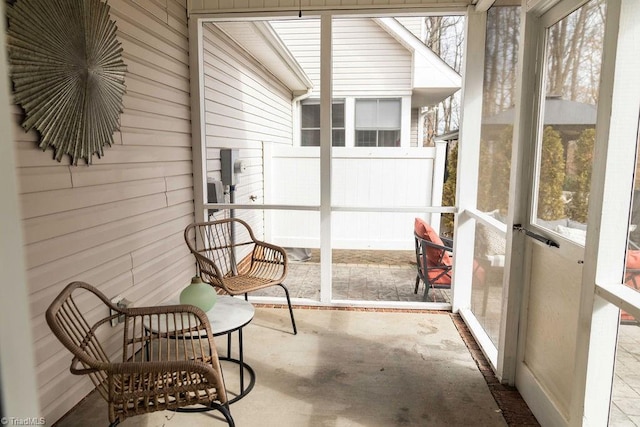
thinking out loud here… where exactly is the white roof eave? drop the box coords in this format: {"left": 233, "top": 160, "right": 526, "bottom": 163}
{"left": 214, "top": 21, "right": 313, "bottom": 93}
{"left": 373, "top": 17, "right": 462, "bottom": 96}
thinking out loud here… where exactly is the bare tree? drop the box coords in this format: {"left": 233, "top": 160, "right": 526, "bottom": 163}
{"left": 545, "top": 0, "right": 605, "bottom": 103}
{"left": 423, "top": 16, "right": 464, "bottom": 145}
{"left": 482, "top": 6, "right": 520, "bottom": 117}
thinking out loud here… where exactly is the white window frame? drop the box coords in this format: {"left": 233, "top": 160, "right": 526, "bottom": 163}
{"left": 300, "top": 98, "right": 346, "bottom": 147}
{"left": 354, "top": 97, "right": 402, "bottom": 147}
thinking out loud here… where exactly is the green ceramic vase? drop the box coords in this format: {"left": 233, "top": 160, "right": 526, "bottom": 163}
{"left": 180, "top": 276, "right": 217, "bottom": 312}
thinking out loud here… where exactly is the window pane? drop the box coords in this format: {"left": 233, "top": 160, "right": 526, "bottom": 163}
{"left": 624, "top": 120, "right": 640, "bottom": 298}
{"left": 355, "top": 130, "right": 376, "bottom": 147}
{"left": 477, "top": 6, "right": 520, "bottom": 221}
{"left": 379, "top": 130, "right": 400, "bottom": 147}
{"left": 332, "top": 130, "right": 345, "bottom": 147}
{"left": 470, "top": 5, "right": 520, "bottom": 350}
{"left": 377, "top": 99, "right": 401, "bottom": 128}
{"left": 332, "top": 102, "right": 345, "bottom": 127}
{"left": 302, "top": 103, "right": 320, "bottom": 128}
{"left": 355, "top": 99, "right": 377, "bottom": 128}
{"left": 533, "top": 0, "right": 605, "bottom": 240}
{"left": 301, "top": 130, "right": 320, "bottom": 146}
{"left": 472, "top": 219, "right": 507, "bottom": 347}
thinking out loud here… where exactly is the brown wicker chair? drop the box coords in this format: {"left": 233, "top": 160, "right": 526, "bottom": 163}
{"left": 46, "top": 281, "right": 234, "bottom": 427}
{"left": 184, "top": 218, "right": 297, "bottom": 335}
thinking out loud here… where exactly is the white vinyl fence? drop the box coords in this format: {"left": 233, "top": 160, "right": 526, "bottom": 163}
{"left": 264, "top": 142, "right": 447, "bottom": 250}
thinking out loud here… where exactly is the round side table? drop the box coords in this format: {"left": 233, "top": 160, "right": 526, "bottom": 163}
{"left": 144, "top": 295, "right": 256, "bottom": 406}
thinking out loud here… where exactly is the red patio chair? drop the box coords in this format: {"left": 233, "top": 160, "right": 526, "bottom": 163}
{"left": 414, "top": 218, "right": 454, "bottom": 301}
{"left": 622, "top": 250, "right": 640, "bottom": 323}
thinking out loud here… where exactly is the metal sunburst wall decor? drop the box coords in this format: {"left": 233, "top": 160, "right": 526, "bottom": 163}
{"left": 7, "top": 0, "right": 127, "bottom": 165}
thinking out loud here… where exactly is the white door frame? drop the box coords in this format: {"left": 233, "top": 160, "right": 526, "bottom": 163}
{"left": 510, "top": 0, "right": 640, "bottom": 425}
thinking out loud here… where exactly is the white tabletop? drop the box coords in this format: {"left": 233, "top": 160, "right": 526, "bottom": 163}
{"left": 145, "top": 296, "right": 255, "bottom": 337}
{"left": 206, "top": 296, "right": 255, "bottom": 335}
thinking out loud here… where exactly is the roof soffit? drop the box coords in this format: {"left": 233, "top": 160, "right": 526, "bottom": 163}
{"left": 213, "top": 21, "right": 313, "bottom": 94}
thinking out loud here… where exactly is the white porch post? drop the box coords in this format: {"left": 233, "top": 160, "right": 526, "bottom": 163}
{"left": 0, "top": 2, "right": 40, "bottom": 418}
{"left": 570, "top": 0, "right": 640, "bottom": 424}
{"left": 451, "top": 7, "right": 486, "bottom": 312}
{"left": 263, "top": 141, "right": 273, "bottom": 241}
{"left": 430, "top": 139, "right": 448, "bottom": 234}
{"left": 320, "top": 14, "right": 332, "bottom": 303}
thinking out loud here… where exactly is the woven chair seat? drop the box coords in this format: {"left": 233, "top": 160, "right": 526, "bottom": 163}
{"left": 222, "top": 275, "right": 274, "bottom": 293}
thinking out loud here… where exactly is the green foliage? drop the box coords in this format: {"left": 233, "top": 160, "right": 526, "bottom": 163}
{"left": 566, "top": 128, "right": 595, "bottom": 223}
{"left": 537, "top": 126, "right": 566, "bottom": 220}
{"left": 441, "top": 143, "right": 458, "bottom": 232}
{"left": 477, "top": 125, "right": 513, "bottom": 214}
{"left": 563, "top": 174, "right": 579, "bottom": 193}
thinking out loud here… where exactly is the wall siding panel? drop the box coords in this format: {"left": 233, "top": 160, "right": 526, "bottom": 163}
{"left": 18, "top": 167, "right": 73, "bottom": 194}
{"left": 7, "top": 1, "right": 196, "bottom": 423}
{"left": 22, "top": 194, "right": 167, "bottom": 244}
{"left": 20, "top": 178, "right": 167, "bottom": 219}
{"left": 270, "top": 18, "right": 412, "bottom": 98}
{"left": 25, "top": 202, "right": 193, "bottom": 269}
{"left": 29, "top": 257, "right": 134, "bottom": 322}
{"left": 201, "top": 24, "right": 293, "bottom": 236}
{"left": 123, "top": 73, "right": 190, "bottom": 105}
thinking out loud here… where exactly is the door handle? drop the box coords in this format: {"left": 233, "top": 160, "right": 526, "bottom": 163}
{"left": 513, "top": 224, "right": 560, "bottom": 248}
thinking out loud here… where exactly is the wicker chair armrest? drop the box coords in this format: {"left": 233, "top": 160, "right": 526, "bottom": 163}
{"left": 192, "top": 251, "right": 225, "bottom": 279}
{"left": 253, "top": 241, "right": 287, "bottom": 263}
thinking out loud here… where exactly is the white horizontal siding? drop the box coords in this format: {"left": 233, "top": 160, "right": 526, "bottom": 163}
{"left": 271, "top": 18, "right": 412, "bottom": 98}
{"left": 202, "top": 24, "right": 293, "bottom": 147}
{"left": 269, "top": 19, "right": 321, "bottom": 92}
{"left": 396, "top": 16, "right": 424, "bottom": 39}
{"left": 8, "top": 1, "right": 196, "bottom": 424}
{"left": 202, "top": 24, "right": 294, "bottom": 239}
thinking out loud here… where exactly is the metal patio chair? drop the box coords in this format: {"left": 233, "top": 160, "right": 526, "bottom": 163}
{"left": 184, "top": 218, "right": 297, "bottom": 335}
{"left": 46, "top": 281, "right": 234, "bottom": 427}
{"left": 414, "top": 217, "right": 454, "bottom": 301}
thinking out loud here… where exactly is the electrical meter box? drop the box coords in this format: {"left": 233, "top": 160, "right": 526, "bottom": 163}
{"left": 221, "top": 149, "right": 238, "bottom": 186}
{"left": 206, "top": 178, "right": 223, "bottom": 213}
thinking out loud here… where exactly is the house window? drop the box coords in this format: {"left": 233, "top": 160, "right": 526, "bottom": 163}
{"left": 355, "top": 98, "right": 401, "bottom": 147}
{"left": 301, "top": 100, "right": 345, "bottom": 146}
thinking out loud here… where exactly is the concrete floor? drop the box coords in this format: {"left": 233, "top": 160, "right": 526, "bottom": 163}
{"left": 57, "top": 307, "right": 508, "bottom": 427}
{"left": 611, "top": 323, "right": 640, "bottom": 426}
{"left": 54, "top": 249, "right": 640, "bottom": 426}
